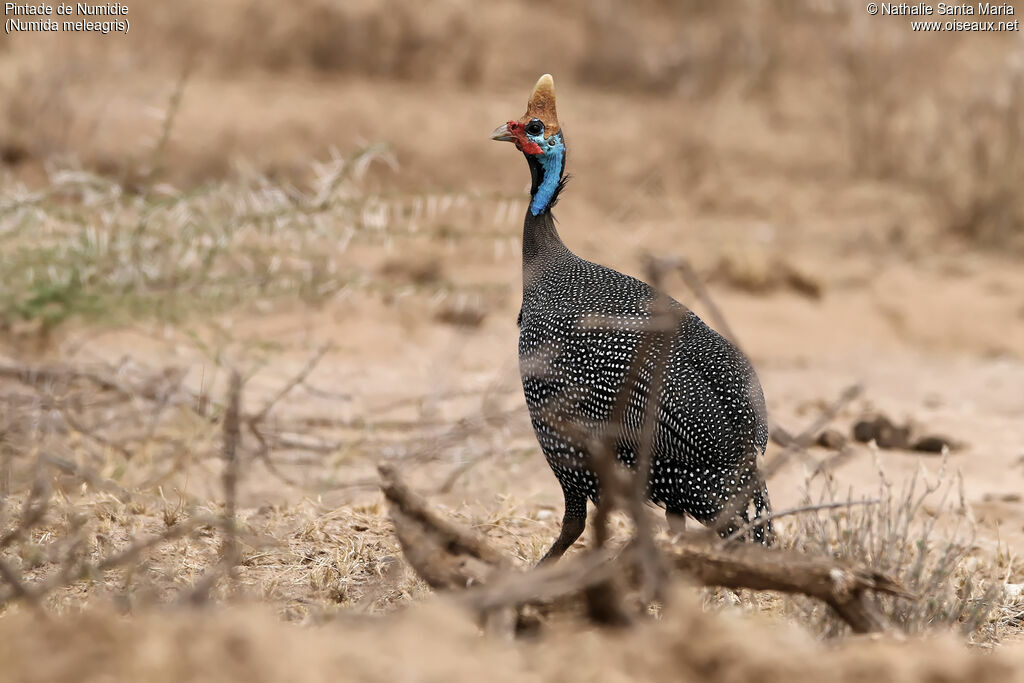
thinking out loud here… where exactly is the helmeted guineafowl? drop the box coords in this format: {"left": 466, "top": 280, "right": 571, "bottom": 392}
{"left": 491, "top": 74, "right": 774, "bottom": 563}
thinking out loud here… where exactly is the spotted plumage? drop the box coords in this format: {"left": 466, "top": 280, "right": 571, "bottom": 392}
{"left": 492, "top": 75, "right": 774, "bottom": 562}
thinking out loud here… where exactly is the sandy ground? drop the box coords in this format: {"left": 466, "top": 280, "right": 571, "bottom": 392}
{"left": 35, "top": 73, "right": 1023, "bottom": 560}
{"left": 56, "top": 247, "right": 1024, "bottom": 561}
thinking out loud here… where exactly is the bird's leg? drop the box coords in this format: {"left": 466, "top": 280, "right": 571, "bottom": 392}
{"left": 665, "top": 510, "right": 688, "bottom": 535}
{"left": 538, "top": 513, "right": 585, "bottom": 564}
{"left": 537, "top": 490, "right": 587, "bottom": 565}
{"left": 751, "top": 483, "right": 776, "bottom": 546}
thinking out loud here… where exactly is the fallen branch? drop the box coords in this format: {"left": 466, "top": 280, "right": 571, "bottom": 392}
{"left": 378, "top": 463, "right": 509, "bottom": 588}
{"left": 460, "top": 547, "right": 619, "bottom": 612}
{"left": 379, "top": 464, "right": 518, "bottom": 635}
{"left": 378, "top": 468, "right": 912, "bottom": 635}
{"left": 668, "top": 536, "right": 912, "bottom": 634}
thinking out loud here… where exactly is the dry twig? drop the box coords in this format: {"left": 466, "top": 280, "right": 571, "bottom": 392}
{"left": 378, "top": 466, "right": 911, "bottom": 634}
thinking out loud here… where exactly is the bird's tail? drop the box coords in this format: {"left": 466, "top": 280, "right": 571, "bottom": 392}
{"left": 712, "top": 475, "right": 775, "bottom": 546}
{"left": 749, "top": 480, "right": 775, "bottom": 545}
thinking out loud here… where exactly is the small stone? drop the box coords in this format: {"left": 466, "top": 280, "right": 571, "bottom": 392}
{"left": 852, "top": 419, "right": 878, "bottom": 444}
{"left": 912, "top": 435, "right": 959, "bottom": 454}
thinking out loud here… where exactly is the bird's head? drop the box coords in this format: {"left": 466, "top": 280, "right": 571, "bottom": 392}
{"left": 491, "top": 73, "right": 562, "bottom": 156}
{"left": 491, "top": 74, "right": 567, "bottom": 216}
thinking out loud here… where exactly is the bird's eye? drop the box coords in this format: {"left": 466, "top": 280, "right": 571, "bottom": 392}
{"left": 525, "top": 119, "right": 544, "bottom": 136}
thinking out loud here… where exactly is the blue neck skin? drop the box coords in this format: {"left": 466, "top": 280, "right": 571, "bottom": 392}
{"left": 528, "top": 134, "right": 565, "bottom": 216}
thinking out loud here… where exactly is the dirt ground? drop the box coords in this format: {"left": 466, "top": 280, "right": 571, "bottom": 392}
{"left": 1, "top": 2, "right": 1024, "bottom": 680}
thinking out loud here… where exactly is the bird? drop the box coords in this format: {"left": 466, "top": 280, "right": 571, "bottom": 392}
{"left": 490, "top": 74, "right": 775, "bottom": 563}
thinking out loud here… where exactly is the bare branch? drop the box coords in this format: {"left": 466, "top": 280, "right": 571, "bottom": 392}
{"left": 247, "top": 344, "right": 331, "bottom": 425}
{"left": 718, "top": 499, "right": 882, "bottom": 548}
{"left": 0, "top": 363, "right": 134, "bottom": 399}
{"left": 764, "top": 384, "right": 864, "bottom": 481}
{"left": 379, "top": 464, "right": 509, "bottom": 571}
{"left": 672, "top": 256, "right": 741, "bottom": 347}
{"left": 667, "top": 537, "right": 912, "bottom": 634}
{"left": 221, "top": 370, "right": 242, "bottom": 591}
{"left": 38, "top": 453, "right": 132, "bottom": 503}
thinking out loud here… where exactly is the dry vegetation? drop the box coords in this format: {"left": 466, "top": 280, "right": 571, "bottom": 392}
{"left": 0, "top": 149, "right": 516, "bottom": 333}
{"left": 2, "top": 1, "right": 1024, "bottom": 681}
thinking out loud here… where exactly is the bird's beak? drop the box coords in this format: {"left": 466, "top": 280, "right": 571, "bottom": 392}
{"left": 490, "top": 122, "right": 515, "bottom": 142}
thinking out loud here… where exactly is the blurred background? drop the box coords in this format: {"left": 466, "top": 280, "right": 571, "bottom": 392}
{"left": 0, "top": 0, "right": 1022, "bottom": 670}
{"left": 2, "top": 1, "right": 1022, "bottom": 347}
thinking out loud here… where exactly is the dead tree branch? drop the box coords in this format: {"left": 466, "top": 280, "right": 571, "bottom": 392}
{"left": 187, "top": 371, "right": 243, "bottom": 605}
{"left": 667, "top": 536, "right": 912, "bottom": 634}
{"left": 378, "top": 463, "right": 509, "bottom": 585}
{"left": 378, "top": 467, "right": 912, "bottom": 635}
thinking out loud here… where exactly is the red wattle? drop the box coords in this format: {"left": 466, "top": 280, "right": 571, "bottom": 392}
{"left": 507, "top": 120, "right": 543, "bottom": 155}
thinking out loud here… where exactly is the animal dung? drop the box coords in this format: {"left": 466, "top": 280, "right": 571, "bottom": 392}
{"left": 852, "top": 414, "right": 961, "bottom": 454}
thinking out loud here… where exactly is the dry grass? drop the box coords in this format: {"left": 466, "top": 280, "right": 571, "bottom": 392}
{"left": 926, "top": 75, "right": 1024, "bottom": 251}
{"left": 708, "top": 246, "right": 824, "bottom": 299}
{"left": 784, "top": 456, "right": 1013, "bottom": 643}
{"left": 0, "top": 152, "right": 520, "bottom": 334}
{"left": 0, "top": 351, "right": 425, "bottom": 619}
{"left": 692, "top": 456, "right": 1021, "bottom": 645}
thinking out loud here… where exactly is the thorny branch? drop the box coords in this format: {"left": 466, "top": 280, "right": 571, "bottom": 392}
{"left": 0, "top": 344, "right": 396, "bottom": 495}
{"left": 248, "top": 344, "right": 331, "bottom": 425}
